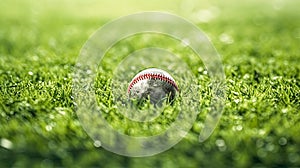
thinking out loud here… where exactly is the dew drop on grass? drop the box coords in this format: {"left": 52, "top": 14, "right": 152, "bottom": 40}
{"left": 94, "top": 140, "right": 101, "bottom": 148}
{"left": 281, "top": 108, "right": 288, "bottom": 114}
{"left": 266, "top": 143, "right": 275, "bottom": 152}
{"left": 278, "top": 137, "right": 287, "bottom": 146}
{"left": 243, "top": 74, "right": 250, "bottom": 79}
{"left": 55, "top": 107, "right": 67, "bottom": 115}
{"left": 45, "top": 125, "right": 52, "bottom": 131}
{"left": 49, "top": 114, "right": 55, "bottom": 119}
{"left": 215, "top": 139, "right": 225, "bottom": 147}
{"left": 197, "top": 67, "right": 204, "bottom": 73}
{"left": 0, "top": 138, "right": 13, "bottom": 149}
{"left": 234, "top": 99, "right": 240, "bottom": 104}
{"left": 219, "top": 33, "right": 234, "bottom": 44}
{"left": 28, "top": 71, "right": 33, "bottom": 76}
{"left": 272, "top": 76, "right": 282, "bottom": 80}
{"left": 257, "top": 148, "right": 267, "bottom": 158}
{"left": 289, "top": 153, "right": 300, "bottom": 163}
{"left": 215, "top": 139, "right": 227, "bottom": 151}
{"left": 86, "top": 69, "right": 92, "bottom": 75}
{"left": 258, "top": 129, "right": 266, "bottom": 135}
{"left": 193, "top": 6, "right": 220, "bottom": 23}
{"left": 236, "top": 125, "right": 243, "bottom": 131}
{"left": 228, "top": 79, "right": 235, "bottom": 84}
{"left": 232, "top": 91, "right": 239, "bottom": 96}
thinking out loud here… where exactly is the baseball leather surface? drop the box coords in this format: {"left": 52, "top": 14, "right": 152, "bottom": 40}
{"left": 128, "top": 68, "right": 179, "bottom": 105}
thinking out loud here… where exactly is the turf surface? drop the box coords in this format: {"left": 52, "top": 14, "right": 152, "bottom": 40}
{"left": 0, "top": 0, "right": 300, "bottom": 167}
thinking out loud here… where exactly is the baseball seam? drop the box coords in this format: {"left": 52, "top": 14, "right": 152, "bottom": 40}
{"left": 127, "top": 73, "right": 179, "bottom": 93}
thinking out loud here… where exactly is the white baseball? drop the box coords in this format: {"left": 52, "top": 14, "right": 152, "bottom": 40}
{"left": 127, "top": 68, "right": 179, "bottom": 105}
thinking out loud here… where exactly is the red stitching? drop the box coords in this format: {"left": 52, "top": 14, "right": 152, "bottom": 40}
{"left": 127, "top": 73, "right": 179, "bottom": 93}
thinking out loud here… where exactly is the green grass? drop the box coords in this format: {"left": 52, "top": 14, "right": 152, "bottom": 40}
{"left": 1, "top": 0, "right": 300, "bottom": 167}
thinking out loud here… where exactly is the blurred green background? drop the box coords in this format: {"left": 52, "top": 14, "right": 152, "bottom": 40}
{"left": 0, "top": 0, "right": 300, "bottom": 167}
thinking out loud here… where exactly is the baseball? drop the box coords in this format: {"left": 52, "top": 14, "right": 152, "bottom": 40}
{"left": 127, "top": 68, "right": 179, "bottom": 106}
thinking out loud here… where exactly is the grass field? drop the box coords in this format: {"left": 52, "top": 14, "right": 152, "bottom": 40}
{"left": 1, "top": 0, "right": 300, "bottom": 167}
